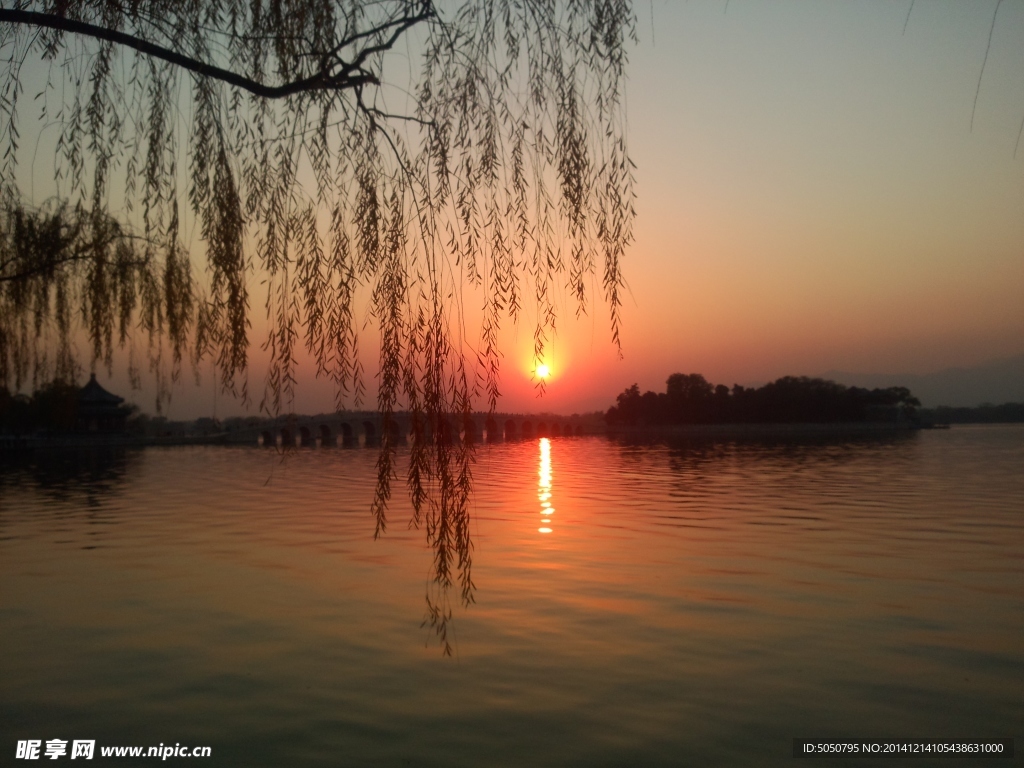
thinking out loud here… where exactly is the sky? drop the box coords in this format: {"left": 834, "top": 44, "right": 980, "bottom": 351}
{"left": 19, "top": 0, "right": 1024, "bottom": 418}
{"left": 484, "top": 0, "right": 1024, "bottom": 416}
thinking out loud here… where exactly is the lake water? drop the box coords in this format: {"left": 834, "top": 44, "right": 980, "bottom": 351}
{"left": 2, "top": 426, "right": 1022, "bottom": 766}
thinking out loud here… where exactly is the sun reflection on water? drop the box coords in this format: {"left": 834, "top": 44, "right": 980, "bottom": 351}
{"left": 538, "top": 437, "right": 553, "bottom": 534}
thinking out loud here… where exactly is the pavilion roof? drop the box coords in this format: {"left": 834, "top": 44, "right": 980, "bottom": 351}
{"left": 79, "top": 374, "right": 124, "bottom": 406}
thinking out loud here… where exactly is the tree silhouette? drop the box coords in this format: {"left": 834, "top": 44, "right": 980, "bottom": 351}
{"left": 0, "top": 0, "right": 637, "bottom": 653}
{"left": 606, "top": 374, "right": 922, "bottom": 427}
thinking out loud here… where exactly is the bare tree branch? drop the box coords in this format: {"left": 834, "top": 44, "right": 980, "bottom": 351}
{"left": 0, "top": 8, "right": 393, "bottom": 98}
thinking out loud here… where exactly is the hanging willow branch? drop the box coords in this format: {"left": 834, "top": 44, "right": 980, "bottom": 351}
{"left": 1, "top": 0, "right": 637, "bottom": 654}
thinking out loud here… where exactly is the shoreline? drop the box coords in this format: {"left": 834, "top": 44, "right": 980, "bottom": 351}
{"left": 1, "top": 420, "right": 936, "bottom": 450}
{"left": 0, "top": 434, "right": 228, "bottom": 450}
{"left": 605, "top": 421, "right": 923, "bottom": 439}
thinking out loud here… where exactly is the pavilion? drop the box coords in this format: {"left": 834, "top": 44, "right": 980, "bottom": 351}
{"left": 77, "top": 374, "right": 129, "bottom": 433}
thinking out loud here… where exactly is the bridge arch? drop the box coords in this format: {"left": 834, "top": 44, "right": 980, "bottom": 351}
{"left": 485, "top": 417, "right": 499, "bottom": 442}
{"left": 521, "top": 420, "right": 534, "bottom": 439}
{"left": 339, "top": 422, "right": 354, "bottom": 446}
{"left": 504, "top": 420, "right": 517, "bottom": 440}
{"left": 436, "top": 417, "right": 454, "bottom": 445}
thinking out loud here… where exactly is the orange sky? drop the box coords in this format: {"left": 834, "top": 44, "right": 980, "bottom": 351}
{"left": 480, "top": 1, "right": 1024, "bottom": 415}
{"left": 18, "top": 1, "right": 1024, "bottom": 419}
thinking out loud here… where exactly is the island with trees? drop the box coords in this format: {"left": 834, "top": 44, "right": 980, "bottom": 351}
{"left": 605, "top": 373, "right": 924, "bottom": 436}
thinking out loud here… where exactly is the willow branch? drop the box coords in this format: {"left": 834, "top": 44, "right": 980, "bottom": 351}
{"left": 0, "top": 250, "right": 147, "bottom": 282}
{"left": 327, "top": 4, "right": 436, "bottom": 61}
{"left": 0, "top": 8, "right": 385, "bottom": 98}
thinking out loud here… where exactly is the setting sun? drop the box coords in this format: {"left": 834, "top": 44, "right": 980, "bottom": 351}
{"left": 536, "top": 364, "right": 550, "bottom": 379}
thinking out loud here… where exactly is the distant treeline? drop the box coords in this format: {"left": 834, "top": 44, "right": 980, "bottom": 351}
{"left": 919, "top": 403, "right": 1024, "bottom": 424}
{"left": 605, "top": 374, "right": 920, "bottom": 426}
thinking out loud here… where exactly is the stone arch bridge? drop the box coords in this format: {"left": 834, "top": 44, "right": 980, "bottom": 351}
{"left": 226, "top": 411, "right": 598, "bottom": 448}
